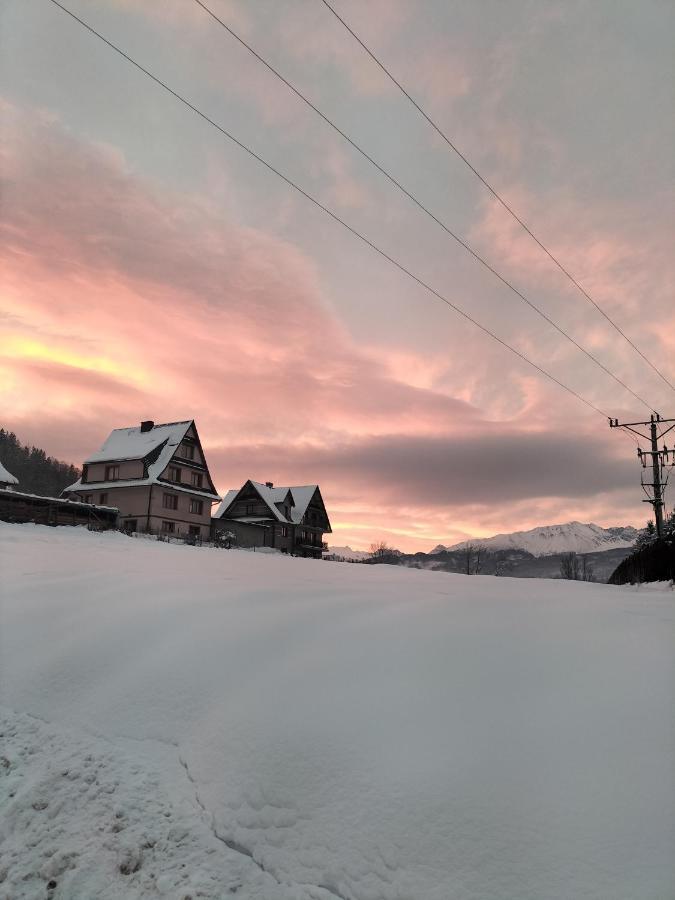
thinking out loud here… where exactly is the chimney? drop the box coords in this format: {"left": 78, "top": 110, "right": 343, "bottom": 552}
{"left": 140, "top": 420, "right": 154, "bottom": 433}
{"left": 265, "top": 481, "right": 274, "bottom": 489}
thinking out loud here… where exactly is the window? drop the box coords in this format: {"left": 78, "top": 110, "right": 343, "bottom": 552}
{"left": 105, "top": 465, "right": 119, "bottom": 481}
{"left": 163, "top": 493, "right": 178, "bottom": 510}
{"left": 161, "top": 520, "right": 176, "bottom": 533}
{"left": 280, "top": 526, "right": 288, "bottom": 538}
{"left": 191, "top": 472, "right": 203, "bottom": 488}
{"left": 189, "top": 499, "right": 204, "bottom": 515}
{"left": 188, "top": 525, "right": 200, "bottom": 536}
{"left": 83, "top": 494, "right": 93, "bottom": 504}
{"left": 245, "top": 503, "right": 254, "bottom": 515}
{"left": 99, "top": 493, "right": 108, "bottom": 505}
{"left": 181, "top": 443, "right": 195, "bottom": 460}
{"left": 169, "top": 467, "right": 181, "bottom": 483}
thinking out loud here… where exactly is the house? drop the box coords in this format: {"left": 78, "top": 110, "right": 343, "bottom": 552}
{"left": 63, "top": 420, "right": 220, "bottom": 538}
{"left": 0, "top": 460, "right": 19, "bottom": 491}
{"left": 212, "top": 480, "right": 331, "bottom": 557}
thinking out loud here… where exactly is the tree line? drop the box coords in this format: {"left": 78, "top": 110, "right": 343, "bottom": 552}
{"left": 0, "top": 429, "right": 80, "bottom": 498}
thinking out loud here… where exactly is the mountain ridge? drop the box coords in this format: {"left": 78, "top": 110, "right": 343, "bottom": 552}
{"left": 433, "top": 521, "right": 638, "bottom": 558}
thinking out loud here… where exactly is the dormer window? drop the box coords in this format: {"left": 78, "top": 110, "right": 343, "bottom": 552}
{"left": 105, "top": 465, "right": 119, "bottom": 481}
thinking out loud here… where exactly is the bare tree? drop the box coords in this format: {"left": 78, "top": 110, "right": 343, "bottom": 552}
{"left": 462, "top": 543, "right": 483, "bottom": 575}
{"left": 560, "top": 552, "right": 580, "bottom": 580}
{"left": 369, "top": 541, "right": 392, "bottom": 559}
{"left": 474, "top": 546, "right": 484, "bottom": 574}
{"left": 580, "top": 554, "right": 595, "bottom": 582}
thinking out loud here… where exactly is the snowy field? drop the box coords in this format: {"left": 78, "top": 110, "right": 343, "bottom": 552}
{"left": 1, "top": 524, "right": 673, "bottom": 900}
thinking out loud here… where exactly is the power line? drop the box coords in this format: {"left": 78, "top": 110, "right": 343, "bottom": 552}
{"left": 47, "top": 0, "right": 625, "bottom": 424}
{"left": 319, "top": 0, "right": 675, "bottom": 398}
{"left": 192, "top": 0, "right": 653, "bottom": 413}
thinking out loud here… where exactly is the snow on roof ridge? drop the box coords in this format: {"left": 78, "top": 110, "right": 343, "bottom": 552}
{"left": 84, "top": 421, "right": 192, "bottom": 464}
{"left": 215, "top": 482, "right": 322, "bottom": 525}
{"left": 107, "top": 419, "right": 192, "bottom": 432}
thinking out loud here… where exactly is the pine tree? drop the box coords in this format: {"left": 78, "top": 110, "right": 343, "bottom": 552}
{"left": 0, "top": 428, "right": 80, "bottom": 497}
{"left": 634, "top": 519, "right": 657, "bottom": 549}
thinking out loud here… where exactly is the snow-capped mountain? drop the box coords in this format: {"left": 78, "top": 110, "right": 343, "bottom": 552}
{"left": 434, "top": 522, "right": 638, "bottom": 558}
{"left": 327, "top": 545, "right": 371, "bottom": 560}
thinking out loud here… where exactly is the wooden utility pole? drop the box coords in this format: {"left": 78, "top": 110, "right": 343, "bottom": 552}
{"left": 649, "top": 417, "right": 665, "bottom": 536}
{"left": 609, "top": 413, "right": 675, "bottom": 537}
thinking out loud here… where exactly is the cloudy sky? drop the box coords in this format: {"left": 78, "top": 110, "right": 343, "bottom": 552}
{"left": 1, "top": 0, "right": 674, "bottom": 550}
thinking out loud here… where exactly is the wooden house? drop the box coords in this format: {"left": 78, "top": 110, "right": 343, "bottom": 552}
{"left": 63, "top": 420, "right": 220, "bottom": 538}
{"left": 213, "top": 480, "right": 331, "bottom": 557}
{"left": 0, "top": 490, "right": 118, "bottom": 529}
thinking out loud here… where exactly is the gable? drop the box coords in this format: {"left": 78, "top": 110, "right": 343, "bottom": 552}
{"left": 158, "top": 423, "right": 219, "bottom": 497}
{"left": 294, "top": 487, "right": 332, "bottom": 532}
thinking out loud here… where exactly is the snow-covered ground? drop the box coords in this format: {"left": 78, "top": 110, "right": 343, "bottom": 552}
{"left": 1, "top": 524, "right": 673, "bottom": 900}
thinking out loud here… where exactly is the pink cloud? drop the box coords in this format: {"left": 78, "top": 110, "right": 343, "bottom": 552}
{"left": 1, "top": 101, "right": 653, "bottom": 549}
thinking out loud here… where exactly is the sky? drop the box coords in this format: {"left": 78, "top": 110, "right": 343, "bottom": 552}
{"left": 1, "top": 0, "right": 674, "bottom": 551}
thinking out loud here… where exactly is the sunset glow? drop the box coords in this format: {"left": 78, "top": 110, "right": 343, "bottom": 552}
{"left": 2, "top": 0, "right": 674, "bottom": 550}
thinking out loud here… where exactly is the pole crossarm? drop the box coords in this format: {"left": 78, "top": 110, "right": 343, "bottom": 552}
{"left": 609, "top": 413, "right": 675, "bottom": 537}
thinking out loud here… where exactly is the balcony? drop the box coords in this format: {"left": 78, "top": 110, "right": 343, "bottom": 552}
{"left": 293, "top": 539, "right": 327, "bottom": 554}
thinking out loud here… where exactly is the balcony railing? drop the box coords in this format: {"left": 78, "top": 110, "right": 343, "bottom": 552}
{"left": 294, "top": 539, "right": 327, "bottom": 553}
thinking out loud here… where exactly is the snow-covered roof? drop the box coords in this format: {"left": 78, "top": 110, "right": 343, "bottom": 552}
{"left": 64, "top": 420, "right": 220, "bottom": 500}
{"left": 249, "top": 481, "right": 293, "bottom": 523}
{"left": 284, "top": 486, "right": 318, "bottom": 524}
{"left": 214, "top": 489, "right": 240, "bottom": 519}
{"left": 215, "top": 481, "right": 325, "bottom": 526}
{"left": 0, "top": 488, "right": 117, "bottom": 510}
{"left": 0, "top": 460, "right": 19, "bottom": 485}
{"left": 84, "top": 421, "right": 192, "bottom": 464}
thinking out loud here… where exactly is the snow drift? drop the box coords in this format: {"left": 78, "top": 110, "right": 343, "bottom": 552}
{"left": 1, "top": 523, "right": 673, "bottom": 900}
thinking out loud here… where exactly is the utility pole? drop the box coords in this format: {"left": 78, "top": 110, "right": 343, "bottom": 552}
{"left": 609, "top": 413, "right": 675, "bottom": 537}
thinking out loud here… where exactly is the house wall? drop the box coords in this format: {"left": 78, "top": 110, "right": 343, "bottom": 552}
{"left": 149, "top": 486, "right": 214, "bottom": 538}
{"left": 84, "top": 459, "right": 144, "bottom": 483}
{"left": 213, "top": 519, "right": 274, "bottom": 548}
{"left": 292, "top": 524, "right": 326, "bottom": 558}
{"left": 227, "top": 497, "right": 275, "bottom": 519}
{"left": 71, "top": 484, "right": 213, "bottom": 538}
{"left": 157, "top": 462, "right": 209, "bottom": 491}
{"left": 72, "top": 485, "right": 150, "bottom": 526}
{"left": 212, "top": 517, "right": 294, "bottom": 552}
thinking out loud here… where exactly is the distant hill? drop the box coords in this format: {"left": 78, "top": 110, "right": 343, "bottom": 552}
{"left": 420, "top": 546, "right": 633, "bottom": 582}
{"left": 0, "top": 429, "right": 80, "bottom": 498}
{"left": 327, "top": 546, "right": 372, "bottom": 560}
{"left": 434, "top": 522, "right": 638, "bottom": 558}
